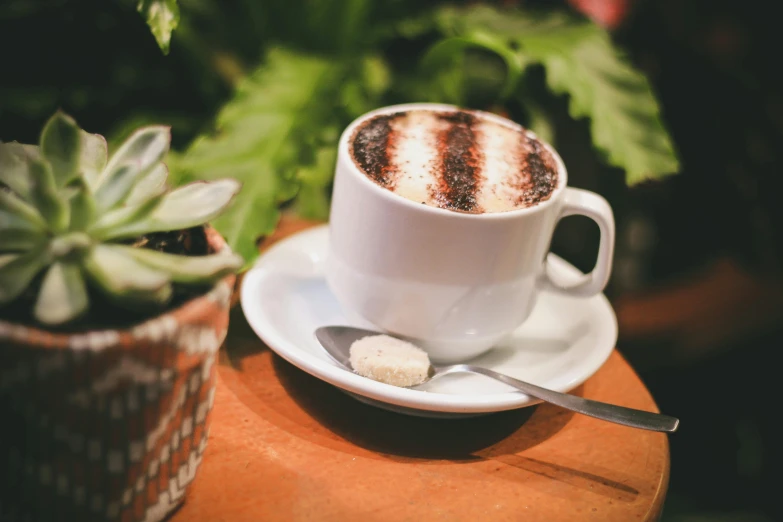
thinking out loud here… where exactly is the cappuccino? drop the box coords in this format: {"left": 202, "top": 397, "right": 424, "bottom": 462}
{"left": 349, "top": 109, "right": 559, "bottom": 213}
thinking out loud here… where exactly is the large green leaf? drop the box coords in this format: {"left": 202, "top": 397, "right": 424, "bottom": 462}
{"left": 137, "top": 0, "right": 180, "bottom": 55}
{"left": 434, "top": 6, "right": 680, "bottom": 185}
{"left": 173, "top": 48, "right": 360, "bottom": 266}
{"left": 523, "top": 96, "right": 556, "bottom": 145}
{"left": 293, "top": 145, "right": 337, "bottom": 221}
{"left": 519, "top": 23, "right": 679, "bottom": 184}
{"left": 337, "top": 56, "right": 391, "bottom": 119}
{"left": 421, "top": 33, "right": 525, "bottom": 102}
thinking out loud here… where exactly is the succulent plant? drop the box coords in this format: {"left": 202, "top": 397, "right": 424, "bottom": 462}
{"left": 0, "top": 112, "right": 243, "bottom": 326}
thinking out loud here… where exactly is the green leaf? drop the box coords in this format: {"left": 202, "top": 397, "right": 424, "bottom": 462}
{"left": 519, "top": 23, "right": 679, "bottom": 183}
{"left": 338, "top": 0, "right": 372, "bottom": 52}
{"left": 421, "top": 33, "right": 525, "bottom": 101}
{"left": 0, "top": 188, "right": 48, "bottom": 230}
{"left": 435, "top": 5, "right": 572, "bottom": 40}
{"left": 137, "top": 0, "right": 180, "bottom": 55}
{"left": 294, "top": 145, "right": 337, "bottom": 220}
{"left": 361, "top": 56, "right": 391, "bottom": 100}
{"left": 68, "top": 179, "right": 96, "bottom": 231}
{"left": 0, "top": 254, "right": 16, "bottom": 269}
{"left": 379, "top": 11, "right": 438, "bottom": 41}
{"left": 116, "top": 245, "right": 242, "bottom": 283}
{"left": 34, "top": 262, "right": 89, "bottom": 325}
{"left": 99, "top": 125, "right": 170, "bottom": 187}
{"left": 339, "top": 55, "right": 392, "bottom": 118}
{"left": 28, "top": 159, "right": 69, "bottom": 232}
{"left": 83, "top": 244, "right": 171, "bottom": 302}
{"left": 0, "top": 246, "right": 50, "bottom": 304}
{"left": 97, "top": 179, "right": 240, "bottom": 240}
{"left": 524, "top": 98, "right": 556, "bottom": 145}
{"left": 126, "top": 164, "right": 168, "bottom": 205}
{"left": 88, "top": 193, "right": 164, "bottom": 238}
{"left": 174, "top": 48, "right": 349, "bottom": 266}
{"left": 0, "top": 142, "right": 40, "bottom": 200}
{"left": 79, "top": 131, "right": 108, "bottom": 189}
{"left": 94, "top": 164, "right": 136, "bottom": 212}
{"left": 433, "top": 6, "right": 680, "bottom": 184}
{"left": 91, "top": 126, "right": 169, "bottom": 212}
{"left": 0, "top": 229, "right": 46, "bottom": 251}
{"left": 39, "top": 111, "right": 82, "bottom": 186}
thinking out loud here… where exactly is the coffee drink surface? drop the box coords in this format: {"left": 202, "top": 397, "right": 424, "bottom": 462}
{"left": 349, "top": 109, "right": 559, "bottom": 213}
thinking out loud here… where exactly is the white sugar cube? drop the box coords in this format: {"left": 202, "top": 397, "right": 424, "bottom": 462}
{"left": 349, "top": 335, "right": 431, "bottom": 387}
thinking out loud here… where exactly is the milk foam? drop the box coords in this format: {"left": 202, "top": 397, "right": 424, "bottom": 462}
{"left": 349, "top": 109, "right": 559, "bottom": 213}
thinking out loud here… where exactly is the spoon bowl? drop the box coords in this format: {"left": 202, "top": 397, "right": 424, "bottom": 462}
{"left": 315, "top": 326, "right": 679, "bottom": 433}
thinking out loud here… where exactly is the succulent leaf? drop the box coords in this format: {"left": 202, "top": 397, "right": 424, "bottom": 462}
{"left": 0, "top": 254, "right": 16, "bottom": 269}
{"left": 79, "top": 131, "right": 108, "bottom": 189}
{"left": 68, "top": 179, "right": 96, "bottom": 232}
{"left": 34, "top": 262, "right": 88, "bottom": 325}
{"left": 28, "top": 159, "right": 69, "bottom": 233}
{"left": 0, "top": 188, "right": 48, "bottom": 230}
{"left": 100, "top": 179, "right": 240, "bottom": 240}
{"left": 83, "top": 245, "right": 172, "bottom": 302}
{"left": 126, "top": 164, "right": 168, "bottom": 205}
{"left": 118, "top": 246, "right": 243, "bottom": 283}
{"left": 1, "top": 112, "right": 240, "bottom": 325}
{"left": 40, "top": 112, "right": 82, "bottom": 187}
{"left": 0, "top": 246, "right": 50, "bottom": 304}
{"left": 0, "top": 229, "right": 46, "bottom": 251}
{"left": 89, "top": 193, "right": 164, "bottom": 239}
{"left": 0, "top": 142, "right": 40, "bottom": 200}
{"left": 99, "top": 126, "right": 170, "bottom": 187}
{"left": 94, "top": 163, "right": 140, "bottom": 212}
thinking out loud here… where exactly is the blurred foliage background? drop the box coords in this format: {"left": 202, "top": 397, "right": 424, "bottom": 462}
{"left": 1, "top": 0, "right": 782, "bottom": 520}
{"left": 1, "top": 0, "right": 682, "bottom": 265}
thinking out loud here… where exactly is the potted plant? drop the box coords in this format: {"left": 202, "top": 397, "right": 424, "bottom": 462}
{"left": 0, "top": 112, "right": 243, "bottom": 522}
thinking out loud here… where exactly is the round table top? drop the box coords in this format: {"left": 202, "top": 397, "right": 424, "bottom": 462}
{"left": 171, "top": 219, "right": 670, "bottom": 522}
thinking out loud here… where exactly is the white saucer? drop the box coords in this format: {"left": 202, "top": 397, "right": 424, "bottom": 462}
{"left": 240, "top": 225, "right": 617, "bottom": 418}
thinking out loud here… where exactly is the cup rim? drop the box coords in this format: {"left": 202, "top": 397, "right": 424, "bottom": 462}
{"left": 337, "top": 102, "right": 569, "bottom": 220}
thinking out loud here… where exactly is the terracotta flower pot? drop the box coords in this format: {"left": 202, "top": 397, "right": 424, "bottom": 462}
{"left": 0, "top": 227, "right": 235, "bottom": 522}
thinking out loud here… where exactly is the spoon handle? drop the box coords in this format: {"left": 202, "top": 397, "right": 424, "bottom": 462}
{"left": 455, "top": 365, "right": 679, "bottom": 432}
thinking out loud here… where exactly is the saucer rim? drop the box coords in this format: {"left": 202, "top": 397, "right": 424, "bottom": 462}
{"left": 240, "top": 224, "right": 618, "bottom": 414}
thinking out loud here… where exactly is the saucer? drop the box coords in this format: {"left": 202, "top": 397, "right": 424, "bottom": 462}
{"left": 240, "top": 225, "right": 617, "bottom": 418}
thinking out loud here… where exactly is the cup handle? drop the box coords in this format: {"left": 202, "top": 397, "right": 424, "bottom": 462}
{"left": 541, "top": 187, "right": 615, "bottom": 297}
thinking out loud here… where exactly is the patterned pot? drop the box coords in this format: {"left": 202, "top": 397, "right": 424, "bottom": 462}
{"left": 0, "top": 227, "right": 235, "bottom": 522}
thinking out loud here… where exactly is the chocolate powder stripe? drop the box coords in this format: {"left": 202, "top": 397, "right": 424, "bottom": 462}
{"left": 433, "top": 111, "right": 484, "bottom": 213}
{"left": 517, "top": 135, "right": 558, "bottom": 207}
{"left": 350, "top": 113, "right": 404, "bottom": 187}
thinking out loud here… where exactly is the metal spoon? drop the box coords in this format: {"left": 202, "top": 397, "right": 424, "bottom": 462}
{"left": 315, "top": 326, "right": 679, "bottom": 433}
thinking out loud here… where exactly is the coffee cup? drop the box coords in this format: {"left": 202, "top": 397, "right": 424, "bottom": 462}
{"left": 326, "top": 103, "right": 614, "bottom": 363}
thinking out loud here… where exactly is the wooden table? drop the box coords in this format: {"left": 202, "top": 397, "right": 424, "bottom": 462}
{"left": 170, "top": 220, "right": 671, "bottom": 522}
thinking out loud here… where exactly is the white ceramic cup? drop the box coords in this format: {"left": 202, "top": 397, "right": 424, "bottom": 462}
{"left": 326, "top": 103, "right": 615, "bottom": 363}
